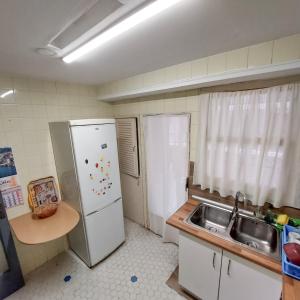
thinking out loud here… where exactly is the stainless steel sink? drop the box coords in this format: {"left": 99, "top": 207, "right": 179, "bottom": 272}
{"left": 188, "top": 203, "right": 231, "bottom": 234}
{"left": 229, "top": 214, "right": 280, "bottom": 260}
{"left": 186, "top": 197, "right": 281, "bottom": 261}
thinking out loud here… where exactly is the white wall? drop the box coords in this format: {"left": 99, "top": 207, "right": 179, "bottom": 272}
{"left": 0, "top": 75, "right": 113, "bottom": 275}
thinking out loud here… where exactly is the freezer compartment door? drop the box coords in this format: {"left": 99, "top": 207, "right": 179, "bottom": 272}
{"left": 85, "top": 198, "right": 125, "bottom": 266}
{"left": 71, "top": 123, "right": 122, "bottom": 215}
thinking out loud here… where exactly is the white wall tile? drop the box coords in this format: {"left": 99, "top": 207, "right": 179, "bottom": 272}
{"left": 145, "top": 100, "right": 164, "bottom": 114}
{"left": 143, "top": 70, "right": 164, "bottom": 88}
{"left": 186, "top": 95, "right": 200, "bottom": 112}
{"left": 13, "top": 77, "right": 29, "bottom": 91}
{"left": 248, "top": 41, "right": 273, "bottom": 67}
{"left": 191, "top": 58, "right": 208, "bottom": 77}
{"left": 208, "top": 53, "right": 227, "bottom": 74}
{"left": 272, "top": 34, "right": 300, "bottom": 63}
{"left": 0, "top": 75, "right": 13, "bottom": 89}
{"left": 164, "top": 65, "right": 177, "bottom": 83}
{"left": 226, "top": 47, "right": 248, "bottom": 70}
{"left": 176, "top": 62, "right": 191, "bottom": 80}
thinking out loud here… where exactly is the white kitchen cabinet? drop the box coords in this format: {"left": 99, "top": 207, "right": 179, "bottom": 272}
{"left": 218, "top": 251, "right": 282, "bottom": 300}
{"left": 179, "top": 232, "right": 282, "bottom": 300}
{"left": 179, "top": 231, "right": 222, "bottom": 300}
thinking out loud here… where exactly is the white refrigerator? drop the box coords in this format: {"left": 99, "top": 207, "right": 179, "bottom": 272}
{"left": 49, "top": 119, "right": 125, "bottom": 267}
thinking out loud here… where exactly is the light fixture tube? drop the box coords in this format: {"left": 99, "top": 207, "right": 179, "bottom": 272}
{"left": 0, "top": 90, "right": 14, "bottom": 98}
{"left": 63, "top": 0, "right": 182, "bottom": 63}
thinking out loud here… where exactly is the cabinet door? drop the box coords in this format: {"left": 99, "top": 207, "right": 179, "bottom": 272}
{"left": 219, "top": 251, "right": 282, "bottom": 300}
{"left": 179, "top": 232, "right": 222, "bottom": 300}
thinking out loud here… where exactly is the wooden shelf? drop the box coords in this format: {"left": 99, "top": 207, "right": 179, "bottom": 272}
{"left": 9, "top": 202, "right": 79, "bottom": 245}
{"left": 98, "top": 60, "right": 300, "bottom": 102}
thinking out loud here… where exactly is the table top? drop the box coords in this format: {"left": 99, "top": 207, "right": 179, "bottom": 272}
{"left": 9, "top": 201, "right": 79, "bottom": 245}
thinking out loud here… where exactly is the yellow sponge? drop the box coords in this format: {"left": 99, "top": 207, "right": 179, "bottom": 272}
{"left": 276, "top": 214, "right": 289, "bottom": 225}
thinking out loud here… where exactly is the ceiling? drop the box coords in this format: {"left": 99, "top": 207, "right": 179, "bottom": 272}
{"left": 0, "top": 0, "right": 300, "bottom": 85}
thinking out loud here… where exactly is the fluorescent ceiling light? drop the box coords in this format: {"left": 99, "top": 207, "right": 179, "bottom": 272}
{"left": 63, "top": 0, "right": 182, "bottom": 63}
{"left": 0, "top": 90, "right": 14, "bottom": 98}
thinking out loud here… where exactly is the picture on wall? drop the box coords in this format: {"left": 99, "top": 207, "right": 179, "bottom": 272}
{"left": 0, "top": 147, "right": 17, "bottom": 178}
{"left": 0, "top": 147, "right": 24, "bottom": 209}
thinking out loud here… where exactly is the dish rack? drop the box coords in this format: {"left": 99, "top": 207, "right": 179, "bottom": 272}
{"left": 282, "top": 225, "right": 300, "bottom": 280}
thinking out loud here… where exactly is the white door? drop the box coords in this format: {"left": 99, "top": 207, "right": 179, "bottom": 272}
{"left": 144, "top": 114, "right": 189, "bottom": 243}
{"left": 179, "top": 232, "right": 222, "bottom": 300}
{"left": 85, "top": 198, "right": 125, "bottom": 266}
{"left": 71, "top": 123, "right": 122, "bottom": 215}
{"left": 219, "top": 251, "right": 282, "bottom": 300}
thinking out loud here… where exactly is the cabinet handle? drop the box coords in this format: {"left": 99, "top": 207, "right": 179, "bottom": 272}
{"left": 212, "top": 252, "right": 216, "bottom": 269}
{"left": 227, "top": 259, "right": 231, "bottom": 276}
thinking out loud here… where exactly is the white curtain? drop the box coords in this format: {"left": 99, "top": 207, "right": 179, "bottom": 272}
{"left": 194, "top": 83, "right": 300, "bottom": 208}
{"left": 144, "top": 114, "right": 189, "bottom": 243}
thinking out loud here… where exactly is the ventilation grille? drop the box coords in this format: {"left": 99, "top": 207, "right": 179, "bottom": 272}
{"left": 51, "top": 0, "right": 123, "bottom": 49}
{"left": 47, "top": 0, "right": 149, "bottom": 56}
{"left": 116, "top": 118, "right": 139, "bottom": 177}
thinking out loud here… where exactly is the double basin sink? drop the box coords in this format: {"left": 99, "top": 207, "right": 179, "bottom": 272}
{"left": 186, "top": 199, "right": 281, "bottom": 260}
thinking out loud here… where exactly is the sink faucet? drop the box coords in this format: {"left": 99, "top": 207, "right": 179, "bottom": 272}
{"left": 231, "top": 191, "right": 246, "bottom": 220}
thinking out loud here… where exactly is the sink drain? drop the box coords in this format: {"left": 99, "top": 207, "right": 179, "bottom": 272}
{"left": 207, "top": 226, "right": 218, "bottom": 233}
{"left": 245, "top": 240, "right": 259, "bottom": 249}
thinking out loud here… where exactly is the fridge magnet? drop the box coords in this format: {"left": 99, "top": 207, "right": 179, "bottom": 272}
{"left": 0, "top": 147, "right": 24, "bottom": 208}
{"left": 28, "top": 176, "right": 60, "bottom": 218}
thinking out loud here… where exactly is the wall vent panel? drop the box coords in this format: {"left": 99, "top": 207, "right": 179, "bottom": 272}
{"left": 116, "top": 118, "right": 139, "bottom": 177}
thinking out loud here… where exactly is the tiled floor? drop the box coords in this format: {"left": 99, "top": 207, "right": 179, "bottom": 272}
{"left": 8, "top": 219, "right": 183, "bottom": 300}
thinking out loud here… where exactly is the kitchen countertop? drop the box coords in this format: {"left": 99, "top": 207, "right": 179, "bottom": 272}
{"left": 283, "top": 275, "right": 300, "bottom": 300}
{"left": 166, "top": 198, "right": 300, "bottom": 300}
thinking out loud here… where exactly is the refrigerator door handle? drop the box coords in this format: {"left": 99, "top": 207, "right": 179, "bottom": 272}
{"left": 86, "top": 198, "right": 121, "bottom": 216}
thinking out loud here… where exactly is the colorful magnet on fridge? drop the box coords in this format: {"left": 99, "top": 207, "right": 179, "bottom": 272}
{"left": 95, "top": 163, "right": 99, "bottom": 168}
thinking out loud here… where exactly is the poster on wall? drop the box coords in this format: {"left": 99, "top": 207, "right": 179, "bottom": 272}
{"left": 0, "top": 147, "right": 24, "bottom": 208}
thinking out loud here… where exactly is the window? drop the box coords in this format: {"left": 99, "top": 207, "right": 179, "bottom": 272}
{"left": 194, "top": 83, "right": 300, "bottom": 208}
